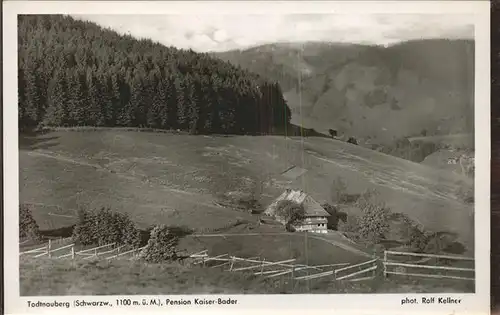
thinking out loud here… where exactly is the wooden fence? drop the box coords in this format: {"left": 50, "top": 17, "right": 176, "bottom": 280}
{"left": 19, "top": 236, "right": 73, "bottom": 248}
{"left": 189, "top": 249, "right": 476, "bottom": 284}
{"left": 383, "top": 250, "right": 475, "bottom": 281}
{"left": 20, "top": 241, "right": 146, "bottom": 261}
{"left": 334, "top": 258, "right": 378, "bottom": 281}
{"left": 188, "top": 251, "right": 377, "bottom": 282}
{"left": 20, "top": 240, "right": 476, "bottom": 285}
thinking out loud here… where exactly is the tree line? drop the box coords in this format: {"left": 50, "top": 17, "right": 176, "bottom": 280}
{"left": 18, "top": 15, "right": 291, "bottom": 134}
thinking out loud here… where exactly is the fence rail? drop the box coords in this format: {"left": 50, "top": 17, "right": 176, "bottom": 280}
{"left": 383, "top": 250, "right": 475, "bottom": 281}
{"left": 334, "top": 258, "right": 378, "bottom": 281}
{"left": 21, "top": 240, "right": 146, "bottom": 262}
{"left": 295, "top": 270, "right": 334, "bottom": 281}
{"left": 20, "top": 245, "right": 48, "bottom": 255}
{"left": 385, "top": 271, "right": 474, "bottom": 281}
{"left": 188, "top": 250, "right": 380, "bottom": 283}
{"left": 384, "top": 250, "right": 474, "bottom": 261}
{"left": 106, "top": 246, "right": 146, "bottom": 260}
{"left": 336, "top": 265, "right": 377, "bottom": 281}
{"left": 76, "top": 243, "right": 116, "bottom": 254}
{"left": 231, "top": 258, "right": 296, "bottom": 272}
{"left": 49, "top": 243, "right": 75, "bottom": 253}
{"left": 189, "top": 248, "right": 475, "bottom": 285}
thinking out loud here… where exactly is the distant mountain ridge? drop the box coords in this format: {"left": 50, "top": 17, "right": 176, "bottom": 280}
{"left": 215, "top": 39, "right": 475, "bottom": 144}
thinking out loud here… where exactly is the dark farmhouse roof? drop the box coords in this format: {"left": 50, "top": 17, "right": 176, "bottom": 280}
{"left": 265, "top": 189, "right": 330, "bottom": 218}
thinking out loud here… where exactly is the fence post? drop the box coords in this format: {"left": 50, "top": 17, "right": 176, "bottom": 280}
{"left": 291, "top": 265, "right": 295, "bottom": 293}
{"left": 260, "top": 258, "right": 265, "bottom": 275}
{"left": 47, "top": 239, "right": 52, "bottom": 258}
{"left": 71, "top": 245, "right": 75, "bottom": 260}
{"left": 229, "top": 257, "right": 235, "bottom": 271}
{"left": 383, "top": 251, "right": 387, "bottom": 278}
{"left": 94, "top": 248, "right": 98, "bottom": 257}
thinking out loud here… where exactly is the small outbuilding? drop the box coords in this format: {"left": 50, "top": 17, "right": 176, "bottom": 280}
{"left": 264, "top": 189, "right": 330, "bottom": 234}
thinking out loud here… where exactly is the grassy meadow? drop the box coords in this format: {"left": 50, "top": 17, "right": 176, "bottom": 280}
{"left": 20, "top": 257, "right": 474, "bottom": 295}
{"left": 19, "top": 129, "right": 474, "bottom": 254}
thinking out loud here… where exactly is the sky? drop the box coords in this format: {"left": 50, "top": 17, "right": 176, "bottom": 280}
{"left": 73, "top": 14, "right": 474, "bottom": 52}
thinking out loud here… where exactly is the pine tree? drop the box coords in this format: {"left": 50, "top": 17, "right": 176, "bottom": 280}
{"left": 23, "top": 66, "right": 42, "bottom": 128}
{"left": 187, "top": 81, "right": 201, "bottom": 134}
{"left": 67, "top": 71, "right": 88, "bottom": 125}
{"left": 101, "top": 75, "right": 115, "bottom": 126}
{"left": 165, "top": 75, "right": 178, "bottom": 129}
{"left": 18, "top": 68, "right": 27, "bottom": 129}
{"left": 109, "top": 74, "right": 123, "bottom": 124}
{"left": 148, "top": 79, "right": 166, "bottom": 128}
{"left": 44, "top": 70, "right": 68, "bottom": 126}
{"left": 86, "top": 71, "right": 104, "bottom": 126}
{"left": 175, "top": 77, "right": 187, "bottom": 129}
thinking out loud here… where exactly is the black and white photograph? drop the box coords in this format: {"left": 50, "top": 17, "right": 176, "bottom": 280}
{"left": 3, "top": 1, "right": 491, "bottom": 314}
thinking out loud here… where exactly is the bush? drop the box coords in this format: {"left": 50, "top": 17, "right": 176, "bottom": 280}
{"left": 423, "top": 232, "right": 456, "bottom": 255}
{"left": 347, "top": 137, "right": 358, "bottom": 145}
{"left": 354, "top": 189, "right": 391, "bottom": 244}
{"left": 139, "top": 225, "right": 179, "bottom": 263}
{"left": 19, "top": 204, "right": 42, "bottom": 242}
{"left": 321, "top": 203, "right": 347, "bottom": 230}
{"left": 337, "top": 214, "right": 360, "bottom": 237}
{"left": 274, "top": 199, "right": 305, "bottom": 229}
{"left": 392, "top": 213, "right": 459, "bottom": 255}
{"left": 72, "top": 207, "right": 141, "bottom": 247}
{"left": 236, "top": 196, "right": 263, "bottom": 214}
{"left": 72, "top": 207, "right": 94, "bottom": 245}
{"left": 406, "top": 223, "right": 429, "bottom": 253}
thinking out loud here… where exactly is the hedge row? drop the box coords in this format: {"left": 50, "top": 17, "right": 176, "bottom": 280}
{"left": 72, "top": 207, "right": 141, "bottom": 247}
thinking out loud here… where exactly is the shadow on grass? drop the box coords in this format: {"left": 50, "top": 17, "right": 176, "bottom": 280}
{"left": 274, "top": 124, "right": 331, "bottom": 139}
{"left": 432, "top": 231, "right": 467, "bottom": 256}
{"left": 40, "top": 225, "right": 75, "bottom": 238}
{"left": 211, "top": 124, "right": 332, "bottom": 139}
{"left": 21, "top": 124, "right": 333, "bottom": 141}
{"left": 382, "top": 230, "right": 468, "bottom": 256}
{"left": 19, "top": 131, "right": 60, "bottom": 151}
{"left": 39, "top": 224, "right": 195, "bottom": 247}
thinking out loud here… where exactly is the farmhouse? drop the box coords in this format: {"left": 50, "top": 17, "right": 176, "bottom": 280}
{"left": 264, "top": 189, "right": 330, "bottom": 234}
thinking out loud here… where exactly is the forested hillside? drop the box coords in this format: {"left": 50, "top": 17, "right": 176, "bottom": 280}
{"left": 216, "top": 40, "right": 474, "bottom": 144}
{"left": 18, "top": 15, "right": 291, "bottom": 134}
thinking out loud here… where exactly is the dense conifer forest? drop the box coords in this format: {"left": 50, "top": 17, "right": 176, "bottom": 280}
{"left": 18, "top": 15, "right": 291, "bottom": 134}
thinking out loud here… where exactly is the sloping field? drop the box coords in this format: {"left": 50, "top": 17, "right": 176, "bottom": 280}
{"left": 421, "top": 149, "right": 471, "bottom": 176}
{"left": 19, "top": 130, "right": 474, "bottom": 252}
{"left": 179, "top": 227, "right": 372, "bottom": 267}
{"left": 180, "top": 234, "right": 366, "bottom": 266}
{"left": 19, "top": 257, "right": 279, "bottom": 296}
{"left": 19, "top": 257, "right": 474, "bottom": 295}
